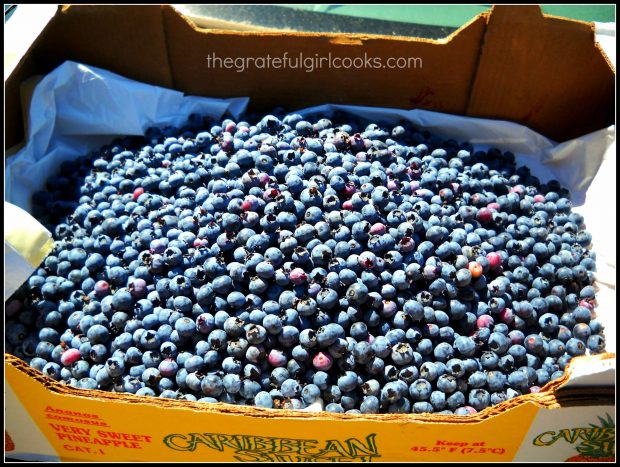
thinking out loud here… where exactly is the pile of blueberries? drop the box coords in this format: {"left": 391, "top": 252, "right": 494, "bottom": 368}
{"left": 5, "top": 110, "right": 605, "bottom": 415}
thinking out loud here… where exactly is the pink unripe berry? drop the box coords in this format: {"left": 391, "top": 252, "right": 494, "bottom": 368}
{"left": 476, "top": 315, "right": 494, "bottom": 329}
{"left": 312, "top": 351, "right": 333, "bottom": 371}
{"left": 263, "top": 188, "right": 280, "bottom": 201}
{"left": 510, "top": 186, "right": 525, "bottom": 196}
{"left": 534, "top": 194, "right": 546, "bottom": 203}
{"left": 225, "top": 122, "right": 237, "bottom": 133}
{"left": 486, "top": 252, "right": 502, "bottom": 269}
{"left": 133, "top": 187, "right": 145, "bottom": 201}
{"left": 342, "top": 200, "right": 353, "bottom": 210}
{"left": 61, "top": 348, "right": 81, "bottom": 366}
{"left": 369, "top": 223, "right": 386, "bottom": 235}
{"left": 268, "top": 349, "right": 288, "bottom": 367}
{"left": 289, "top": 268, "right": 308, "bottom": 285}
{"left": 487, "top": 202, "right": 500, "bottom": 211}
{"left": 499, "top": 308, "right": 514, "bottom": 324}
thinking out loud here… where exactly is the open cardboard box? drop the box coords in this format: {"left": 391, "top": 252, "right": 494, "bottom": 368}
{"left": 4, "top": 4, "right": 616, "bottom": 462}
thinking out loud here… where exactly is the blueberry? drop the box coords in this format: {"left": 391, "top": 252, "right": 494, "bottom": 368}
{"left": 409, "top": 379, "right": 432, "bottom": 401}
{"left": 9, "top": 111, "right": 602, "bottom": 415}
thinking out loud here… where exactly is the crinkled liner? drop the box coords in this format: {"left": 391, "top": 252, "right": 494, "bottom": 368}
{"left": 4, "top": 60, "right": 616, "bottom": 378}
{"left": 5, "top": 61, "right": 249, "bottom": 210}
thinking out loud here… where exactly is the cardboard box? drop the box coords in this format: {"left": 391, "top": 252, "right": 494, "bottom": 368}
{"left": 5, "top": 4, "right": 614, "bottom": 150}
{"left": 5, "top": 4, "right": 616, "bottom": 462}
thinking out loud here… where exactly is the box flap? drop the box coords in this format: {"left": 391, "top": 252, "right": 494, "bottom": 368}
{"left": 31, "top": 5, "right": 174, "bottom": 89}
{"left": 5, "top": 5, "right": 174, "bottom": 149}
{"left": 466, "top": 5, "right": 615, "bottom": 142}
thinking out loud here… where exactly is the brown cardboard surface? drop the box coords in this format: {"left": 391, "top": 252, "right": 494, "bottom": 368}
{"left": 467, "top": 5, "right": 615, "bottom": 142}
{"left": 161, "top": 5, "right": 486, "bottom": 117}
{"left": 5, "top": 5, "right": 614, "bottom": 150}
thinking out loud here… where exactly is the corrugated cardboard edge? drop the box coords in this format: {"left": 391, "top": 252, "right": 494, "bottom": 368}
{"left": 5, "top": 352, "right": 615, "bottom": 424}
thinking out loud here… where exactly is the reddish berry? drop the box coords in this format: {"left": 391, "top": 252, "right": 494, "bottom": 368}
{"left": 486, "top": 252, "right": 502, "bottom": 269}
{"left": 510, "top": 186, "right": 525, "bottom": 196}
{"left": 468, "top": 262, "right": 483, "bottom": 278}
{"left": 342, "top": 182, "right": 357, "bottom": 198}
{"left": 133, "top": 187, "right": 144, "bottom": 200}
{"left": 342, "top": 200, "right": 353, "bottom": 210}
{"left": 60, "top": 348, "right": 81, "bottom": 366}
{"left": 499, "top": 308, "right": 514, "bottom": 324}
{"left": 312, "top": 351, "right": 333, "bottom": 371}
{"left": 263, "top": 188, "right": 280, "bottom": 201}
{"left": 534, "top": 194, "right": 546, "bottom": 203}
{"left": 487, "top": 202, "right": 501, "bottom": 211}
{"left": 369, "top": 223, "right": 386, "bottom": 235}
{"left": 268, "top": 349, "right": 287, "bottom": 367}
{"left": 477, "top": 208, "right": 493, "bottom": 223}
{"left": 289, "top": 268, "right": 308, "bottom": 285}
{"left": 477, "top": 315, "right": 494, "bottom": 329}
